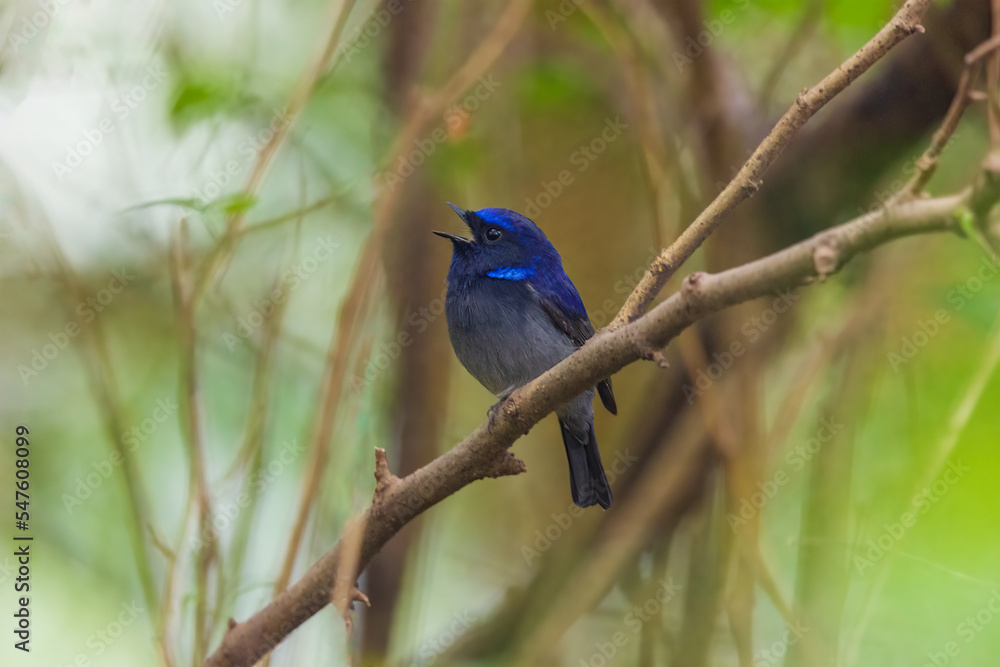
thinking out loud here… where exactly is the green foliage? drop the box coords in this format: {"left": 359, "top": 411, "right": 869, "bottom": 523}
{"left": 515, "top": 61, "right": 605, "bottom": 112}
{"left": 168, "top": 71, "right": 256, "bottom": 131}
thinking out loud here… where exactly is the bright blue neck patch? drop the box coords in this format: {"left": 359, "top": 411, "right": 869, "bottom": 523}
{"left": 487, "top": 265, "right": 535, "bottom": 281}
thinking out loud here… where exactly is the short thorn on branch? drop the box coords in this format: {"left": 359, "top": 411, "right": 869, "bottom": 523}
{"left": 892, "top": 16, "right": 925, "bottom": 37}
{"left": 484, "top": 451, "right": 528, "bottom": 479}
{"left": 637, "top": 339, "right": 671, "bottom": 369}
{"left": 373, "top": 447, "right": 400, "bottom": 500}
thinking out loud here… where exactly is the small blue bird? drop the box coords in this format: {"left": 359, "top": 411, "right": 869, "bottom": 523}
{"left": 434, "top": 203, "right": 617, "bottom": 509}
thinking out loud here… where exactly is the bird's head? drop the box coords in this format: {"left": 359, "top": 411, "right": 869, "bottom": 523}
{"left": 433, "top": 203, "right": 559, "bottom": 279}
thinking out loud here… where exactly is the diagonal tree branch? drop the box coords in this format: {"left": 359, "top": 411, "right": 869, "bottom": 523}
{"left": 203, "top": 144, "right": 1000, "bottom": 665}
{"left": 609, "top": 0, "right": 933, "bottom": 328}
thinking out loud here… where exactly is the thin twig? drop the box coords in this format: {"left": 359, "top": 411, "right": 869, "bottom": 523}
{"left": 39, "top": 223, "right": 161, "bottom": 619}
{"left": 168, "top": 221, "right": 217, "bottom": 665}
{"left": 235, "top": 191, "right": 345, "bottom": 238}
{"left": 583, "top": 2, "right": 674, "bottom": 248}
{"left": 897, "top": 66, "right": 982, "bottom": 198}
{"left": 218, "top": 173, "right": 305, "bottom": 648}
{"left": 737, "top": 543, "right": 827, "bottom": 667}
{"left": 894, "top": 36, "right": 1000, "bottom": 201}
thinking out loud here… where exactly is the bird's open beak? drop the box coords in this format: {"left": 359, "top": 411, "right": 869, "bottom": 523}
{"left": 432, "top": 230, "right": 470, "bottom": 243}
{"left": 433, "top": 202, "right": 473, "bottom": 243}
{"left": 446, "top": 202, "right": 470, "bottom": 223}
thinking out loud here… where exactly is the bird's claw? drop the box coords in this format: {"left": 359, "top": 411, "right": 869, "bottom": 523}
{"left": 340, "top": 586, "right": 371, "bottom": 638}
{"left": 487, "top": 401, "right": 503, "bottom": 433}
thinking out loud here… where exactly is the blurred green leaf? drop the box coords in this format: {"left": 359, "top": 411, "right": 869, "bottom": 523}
{"left": 121, "top": 197, "right": 210, "bottom": 213}
{"left": 826, "top": 0, "right": 898, "bottom": 27}
{"left": 168, "top": 72, "right": 254, "bottom": 131}
{"left": 515, "top": 61, "right": 603, "bottom": 112}
{"left": 209, "top": 192, "right": 259, "bottom": 215}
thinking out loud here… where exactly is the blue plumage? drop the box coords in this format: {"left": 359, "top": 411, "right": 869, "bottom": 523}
{"left": 487, "top": 266, "right": 536, "bottom": 281}
{"left": 434, "top": 203, "right": 617, "bottom": 509}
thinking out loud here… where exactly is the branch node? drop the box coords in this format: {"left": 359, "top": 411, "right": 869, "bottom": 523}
{"left": 682, "top": 272, "right": 709, "bottom": 306}
{"left": 812, "top": 242, "right": 840, "bottom": 281}
{"left": 492, "top": 396, "right": 530, "bottom": 436}
{"left": 373, "top": 448, "right": 401, "bottom": 500}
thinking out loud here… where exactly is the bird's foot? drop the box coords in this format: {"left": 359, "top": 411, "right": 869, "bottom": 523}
{"left": 487, "top": 400, "right": 504, "bottom": 433}
{"left": 340, "top": 586, "right": 371, "bottom": 638}
{"left": 488, "top": 389, "right": 517, "bottom": 434}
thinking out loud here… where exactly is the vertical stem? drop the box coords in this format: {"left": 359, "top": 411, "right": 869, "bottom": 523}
{"left": 783, "top": 346, "right": 875, "bottom": 667}
{"left": 169, "top": 222, "right": 216, "bottom": 665}
{"left": 675, "top": 478, "right": 728, "bottom": 667}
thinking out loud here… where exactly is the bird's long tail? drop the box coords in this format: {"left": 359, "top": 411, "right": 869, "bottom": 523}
{"left": 559, "top": 421, "right": 612, "bottom": 509}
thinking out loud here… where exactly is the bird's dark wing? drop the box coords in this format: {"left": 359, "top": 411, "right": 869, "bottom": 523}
{"left": 596, "top": 379, "right": 617, "bottom": 415}
{"left": 538, "top": 293, "right": 593, "bottom": 348}
{"left": 537, "top": 290, "right": 618, "bottom": 416}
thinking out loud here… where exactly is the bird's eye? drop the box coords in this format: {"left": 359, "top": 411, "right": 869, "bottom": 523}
{"left": 485, "top": 227, "right": 502, "bottom": 242}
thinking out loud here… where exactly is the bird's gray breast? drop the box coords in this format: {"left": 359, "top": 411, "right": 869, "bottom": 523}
{"left": 445, "top": 278, "right": 576, "bottom": 397}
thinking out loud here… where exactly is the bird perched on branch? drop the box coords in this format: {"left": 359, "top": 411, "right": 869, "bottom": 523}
{"left": 434, "top": 203, "right": 617, "bottom": 509}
